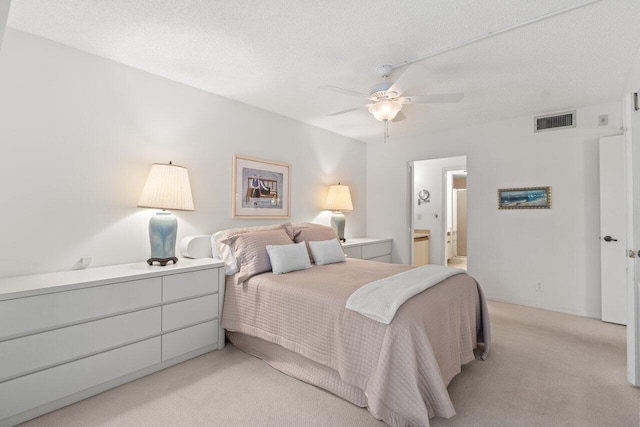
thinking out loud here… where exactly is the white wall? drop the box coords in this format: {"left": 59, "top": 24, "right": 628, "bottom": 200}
{"left": 368, "top": 101, "right": 623, "bottom": 318}
{"left": 413, "top": 156, "right": 465, "bottom": 265}
{"left": 0, "top": 29, "right": 366, "bottom": 278}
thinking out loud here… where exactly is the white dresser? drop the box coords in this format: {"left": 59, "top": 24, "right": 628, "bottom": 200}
{"left": 0, "top": 258, "right": 225, "bottom": 426}
{"left": 342, "top": 237, "right": 392, "bottom": 263}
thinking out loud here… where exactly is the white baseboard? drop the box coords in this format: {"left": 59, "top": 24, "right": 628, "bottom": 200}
{"left": 485, "top": 295, "right": 601, "bottom": 319}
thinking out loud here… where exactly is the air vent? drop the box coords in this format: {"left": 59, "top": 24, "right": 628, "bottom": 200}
{"left": 534, "top": 111, "right": 576, "bottom": 133}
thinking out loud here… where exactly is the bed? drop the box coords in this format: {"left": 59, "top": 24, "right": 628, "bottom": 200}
{"left": 185, "top": 223, "right": 490, "bottom": 427}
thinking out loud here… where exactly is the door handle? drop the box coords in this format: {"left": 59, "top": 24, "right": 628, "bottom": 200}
{"left": 603, "top": 236, "right": 618, "bottom": 242}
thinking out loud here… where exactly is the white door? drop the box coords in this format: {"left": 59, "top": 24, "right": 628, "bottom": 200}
{"left": 456, "top": 189, "right": 468, "bottom": 256}
{"left": 600, "top": 135, "right": 627, "bottom": 325}
{"left": 452, "top": 189, "right": 458, "bottom": 258}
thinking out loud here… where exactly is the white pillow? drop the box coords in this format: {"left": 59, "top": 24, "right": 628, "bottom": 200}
{"left": 308, "top": 239, "right": 346, "bottom": 266}
{"left": 266, "top": 242, "right": 312, "bottom": 274}
{"left": 211, "top": 235, "right": 239, "bottom": 276}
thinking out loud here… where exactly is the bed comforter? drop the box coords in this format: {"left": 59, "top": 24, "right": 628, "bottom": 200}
{"left": 222, "top": 258, "right": 490, "bottom": 427}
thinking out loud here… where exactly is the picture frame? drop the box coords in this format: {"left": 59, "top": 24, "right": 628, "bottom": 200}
{"left": 498, "top": 186, "right": 551, "bottom": 209}
{"left": 232, "top": 154, "right": 291, "bottom": 219}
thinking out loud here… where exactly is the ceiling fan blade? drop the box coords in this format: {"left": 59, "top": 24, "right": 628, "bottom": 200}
{"left": 392, "top": 111, "right": 406, "bottom": 122}
{"left": 388, "top": 64, "right": 428, "bottom": 96}
{"left": 401, "top": 93, "right": 464, "bottom": 104}
{"left": 319, "top": 85, "right": 370, "bottom": 98}
{"left": 327, "top": 105, "right": 367, "bottom": 116}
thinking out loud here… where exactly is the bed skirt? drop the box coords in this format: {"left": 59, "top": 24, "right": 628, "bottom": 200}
{"left": 227, "top": 331, "right": 368, "bottom": 408}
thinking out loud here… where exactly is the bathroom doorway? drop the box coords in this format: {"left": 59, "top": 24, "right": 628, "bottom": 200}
{"left": 409, "top": 156, "right": 467, "bottom": 269}
{"left": 448, "top": 171, "right": 467, "bottom": 270}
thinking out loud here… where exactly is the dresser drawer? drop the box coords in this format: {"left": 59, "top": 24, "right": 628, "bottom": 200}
{"left": 343, "top": 246, "right": 362, "bottom": 259}
{"left": 0, "top": 307, "right": 160, "bottom": 382}
{"left": 362, "top": 241, "right": 392, "bottom": 260}
{"left": 162, "top": 294, "right": 218, "bottom": 332}
{"left": 0, "top": 278, "right": 161, "bottom": 340}
{"left": 0, "top": 337, "right": 160, "bottom": 421}
{"left": 162, "top": 320, "right": 218, "bottom": 361}
{"left": 368, "top": 254, "right": 392, "bottom": 263}
{"left": 162, "top": 269, "right": 218, "bottom": 302}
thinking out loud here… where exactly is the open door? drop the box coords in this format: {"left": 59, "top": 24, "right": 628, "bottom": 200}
{"left": 454, "top": 189, "right": 467, "bottom": 257}
{"left": 600, "top": 135, "right": 628, "bottom": 325}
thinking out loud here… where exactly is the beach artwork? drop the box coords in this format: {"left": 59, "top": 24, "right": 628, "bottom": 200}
{"left": 498, "top": 187, "right": 551, "bottom": 209}
{"left": 232, "top": 155, "right": 290, "bottom": 218}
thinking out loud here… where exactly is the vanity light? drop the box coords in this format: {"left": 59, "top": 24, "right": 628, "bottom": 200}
{"left": 138, "top": 162, "right": 194, "bottom": 266}
{"left": 326, "top": 183, "right": 353, "bottom": 242}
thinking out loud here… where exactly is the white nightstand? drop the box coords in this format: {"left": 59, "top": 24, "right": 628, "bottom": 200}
{"left": 0, "top": 258, "right": 225, "bottom": 426}
{"left": 342, "top": 237, "right": 393, "bottom": 263}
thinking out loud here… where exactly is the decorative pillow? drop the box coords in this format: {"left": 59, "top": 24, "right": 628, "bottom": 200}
{"left": 292, "top": 223, "right": 340, "bottom": 263}
{"left": 292, "top": 222, "right": 333, "bottom": 236}
{"left": 222, "top": 228, "right": 294, "bottom": 284}
{"left": 213, "top": 223, "right": 293, "bottom": 275}
{"left": 266, "top": 242, "right": 312, "bottom": 274}
{"left": 308, "top": 239, "right": 347, "bottom": 266}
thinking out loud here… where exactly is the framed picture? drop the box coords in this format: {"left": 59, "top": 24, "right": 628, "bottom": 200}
{"left": 498, "top": 187, "right": 551, "bottom": 209}
{"left": 232, "top": 154, "right": 291, "bottom": 218}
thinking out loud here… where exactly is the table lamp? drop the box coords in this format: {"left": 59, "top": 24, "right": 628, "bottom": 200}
{"left": 138, "top": 162, "right": 194, "bottom": 266}
{"left": 326, "top": 183, "right": 353, "bottom": 242}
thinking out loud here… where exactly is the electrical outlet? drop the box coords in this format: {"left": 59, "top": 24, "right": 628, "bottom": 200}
{"left": 535, "top": 282, "right": 544, "bottom": 292}
{"left": 72, "top": 256, "right": 93, "bottom": 271}
{"left": 598, "top": 114, "right": 608, "bottom": 126}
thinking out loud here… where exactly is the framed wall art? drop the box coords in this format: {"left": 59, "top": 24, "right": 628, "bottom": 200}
{"left": 498, "top": 186, "right": 551, "bottom": 209}
{"left": 232, "top": 154, "right": 291, "bottom": 218}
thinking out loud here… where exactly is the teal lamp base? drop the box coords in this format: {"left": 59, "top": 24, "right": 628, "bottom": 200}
{"left": 147, "top": 211, "right": 178, "bottom": 266}
{"left": 331, "top": 211, "right": 346, "bottom": 242}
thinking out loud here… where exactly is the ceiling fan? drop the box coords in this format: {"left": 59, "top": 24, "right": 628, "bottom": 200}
{"left": 320, "top": 64, "right": 464, "bottom": 142}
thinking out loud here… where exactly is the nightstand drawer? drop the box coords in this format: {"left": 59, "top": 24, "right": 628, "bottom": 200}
{"left": 362, "top": 242, "right": 392, "bottom": 260}
{"left": 162, "top": 294, "right": 218, "bottom": 332}
{"left": 0, "top": 278, "right": 161, "bottom": 340}
{"left": 162, "top": 269, "right": 218, "bottom": 302}
{"left": 0, "top": 337, "right": 160, "bottom": 421}
{"left": 0, "top": 307, "right": 160, "bottom": 382}
{"left": 343, "top": 246, "right": 362, "bottom": 259}
{"left": 162, "top": 320, "right": 219, "bottom": 361}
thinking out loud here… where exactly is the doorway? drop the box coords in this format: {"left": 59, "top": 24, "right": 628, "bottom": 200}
{"left": 409, "top": 156, "right": 467, "bottom": 268}
{"left": 449, "top": 171, "right": 467, "bottom": 270}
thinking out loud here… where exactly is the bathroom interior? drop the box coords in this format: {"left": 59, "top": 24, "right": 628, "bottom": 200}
{"left": 412, "top": 157, "right": 467, "bottom": 271}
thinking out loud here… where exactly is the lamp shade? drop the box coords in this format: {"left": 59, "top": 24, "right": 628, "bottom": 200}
{"left": 138, "top": 163, "right": 194, "bottom": 211}
{"left": 368, "top": 100, "right": 402, "bottom": 122}
{"left": 326, "top": 184, "right": 353, "bottom": 211}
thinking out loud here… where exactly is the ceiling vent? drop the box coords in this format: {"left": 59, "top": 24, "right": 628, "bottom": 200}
{"left": 534, "top": 111, "right": 576, "bottom": 133}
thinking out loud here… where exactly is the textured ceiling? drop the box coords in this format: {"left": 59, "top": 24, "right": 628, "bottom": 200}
{"left": 7, "top": 0, "right": 640, "bottom": 143}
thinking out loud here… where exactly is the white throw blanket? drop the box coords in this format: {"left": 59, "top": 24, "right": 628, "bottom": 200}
{"left": 346, "top": 264, "right": 465, "bottom": 324}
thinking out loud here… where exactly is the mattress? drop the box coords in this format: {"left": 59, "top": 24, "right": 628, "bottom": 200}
{"left": 222, "top": 258, "right": 489, "bottom": 426}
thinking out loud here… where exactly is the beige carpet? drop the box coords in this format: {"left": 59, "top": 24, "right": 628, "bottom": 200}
{"left": 21, "top": 301, "right": 639, "bottom": 427}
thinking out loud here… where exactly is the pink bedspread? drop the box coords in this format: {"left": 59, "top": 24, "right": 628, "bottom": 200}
{"left": 222, "top": 258, "right": 490, "bottom": 426}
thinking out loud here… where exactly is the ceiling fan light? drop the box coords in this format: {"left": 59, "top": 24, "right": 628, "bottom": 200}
{"left": 368, "top": 100, "right": 402, "bottom": 121}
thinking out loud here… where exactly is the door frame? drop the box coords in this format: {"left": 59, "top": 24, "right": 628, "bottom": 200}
{"left": 408, "top": 159, "right": 466, "bottom": 267}
{"left": 441, "top": 166, "right": 467, "bottom": 266}
{"left": 623, "top": 93, "right": 639, "bottom": 386}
